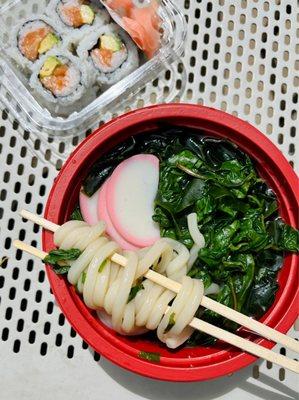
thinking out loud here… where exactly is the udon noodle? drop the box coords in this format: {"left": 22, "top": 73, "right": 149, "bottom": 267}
{"left": 54, "top": 220, "right": 206, "bottom": 348}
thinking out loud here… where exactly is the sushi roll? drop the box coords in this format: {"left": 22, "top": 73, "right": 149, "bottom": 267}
{"left": 77, "top": 23, "right": 139, "bottom": 87}
{"left": 46, "top": 0, "right": 110, "bottom": 42}
{"left": 9, "top": 17, "right": 62, "bottom": 69}
{"left": 29, "top": 50, "right": 91, "bottom": 106}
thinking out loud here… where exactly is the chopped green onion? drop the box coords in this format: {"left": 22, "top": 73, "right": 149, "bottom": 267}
{"left": 127, "top": 281, "right": 144, "bottom": 303}
{"left": 138, "top": 351, "right": 160, "bottom": 363}
{"left": 164, "top": 312, "right": 176, "bottom": 333}
{"left": 98, "top": 259, "right": 108, "bottom": 273}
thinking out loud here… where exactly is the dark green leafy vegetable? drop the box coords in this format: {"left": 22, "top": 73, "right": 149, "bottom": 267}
{"left": 138, "top": 351, "right": 160, "bottom": 363}
{"left": 242, "top": 250, "right": 283, "bottom": 318}
{"left": 230, "top": 213, "right": 270, "bottom": 252}
{"left": 152, "top": 206, "right": 172, "bottom": 228}
{"left": 51, "top": 265, "right": 71, "bottom": 275}
{"left": 227, "top": 254, "right": 255, "bottom": 311}
{"left": 267, "top": 218, "right": 299, "bottom": 252}
{"left": 44, "top": 248, "right": 82, "bottom": 265}
{"left": 141, "top": 127, "right": 297, "bottom": 345}
{"left": 198, "top": 220, "right": 240, "bottom": 267}
{"left": 43, "top": 248, "right": 81, "bottom": 275}
{"left": 188, "top": 262, "right": 212, "bottom": 288}
{"left": 195, "top": 193, "right": 215, "bottom": 222}
{"left": 70, "top": 206, "right": 84, "bottom": 221}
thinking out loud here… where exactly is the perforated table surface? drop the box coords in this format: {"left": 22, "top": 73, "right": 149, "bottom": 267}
{"left": 0, "top": 1, "right": 298, "bottom": 399}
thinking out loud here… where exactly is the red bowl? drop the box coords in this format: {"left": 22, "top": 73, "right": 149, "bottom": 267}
{"left": 43, "top": 104, "right": 299, "bottom": 381}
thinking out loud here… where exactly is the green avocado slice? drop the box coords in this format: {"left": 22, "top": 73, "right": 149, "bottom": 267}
{"left": 100, "top": 35, "right": 122, "bottom": 52}
{"left": 38, "top": 33, "right": 60, "bottom": 55}
{"left": 39, "top": 56, "right": 61, "bottom": 78}
{"left": 80, "top": 5, "right": 95, "bottom": 24}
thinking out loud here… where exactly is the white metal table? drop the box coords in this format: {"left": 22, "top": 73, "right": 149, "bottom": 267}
{"left": 0, "top": 0, "right": 298, "bottom": 399}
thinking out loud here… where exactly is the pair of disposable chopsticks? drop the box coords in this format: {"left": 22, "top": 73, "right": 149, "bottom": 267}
{"left": 14, "top": 209, "right": 299, "bottom": 373}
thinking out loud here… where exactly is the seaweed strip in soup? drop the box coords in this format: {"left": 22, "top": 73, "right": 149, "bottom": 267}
{"left": 71, "top": 126, "right": 298, "bottom": 346}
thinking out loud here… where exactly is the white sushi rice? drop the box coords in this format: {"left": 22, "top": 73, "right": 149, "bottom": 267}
{"left": 7, "top": 16, "right": 63, "bottom": 71}
{"left": 45, "top": 0, "right": 110, "bottom": 44}
{"left": 42, "top": 64, "right": 81, "bottom": 98}
{"left": 29, "top": 50, "right": 91, "bottom": 105}
{"left": 77, "top": 23, "right": 139, "bottom": 87}
{"left": 91, "top": 45, "right": 128, "bottom": 74}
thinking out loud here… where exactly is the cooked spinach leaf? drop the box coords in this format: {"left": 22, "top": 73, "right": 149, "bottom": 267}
{"left": 145, "top": 127, "right": 298, "bottom": 346}
{"left": 188, "top": 262, "right": 212, "bottom": 288}
{"left": 75, "top": 126, "right": 298, "bottom": 347}
{"left": 70, "top": 206, "right": 84, "bottom": 221}
{"left": 267, "top": 218, "right": 299, "bottom": 252}
{"left": 43, "top": 248, "right": 81, "bottom": 275}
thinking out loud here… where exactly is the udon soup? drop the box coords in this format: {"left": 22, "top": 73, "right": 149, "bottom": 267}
{"left": 45, "top": 126, "right": 299, "bottom": 348}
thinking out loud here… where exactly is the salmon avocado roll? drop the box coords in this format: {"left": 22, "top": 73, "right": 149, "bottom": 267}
{"left": 46, "top": 0, "right": 110, "bottom": 41}
{"left": 18, "top": 21, "right": 60, "bottom": 62}
{"left": 57, "top": 0, "right": 96, "bottom": 28}
{"left": 90, "top": 34, "right": 128, "bottom": 74}
{"left": 30, "top": 51, "right": 90, "bottom": 105}
{"left": 39, "top": 56, "right": 81, "bottom": 98}
{"left": 11, "top": 18, "right": 61, "bottom": 67}
{"left": 77, "top": 23, "right": 139, "bottom": 87}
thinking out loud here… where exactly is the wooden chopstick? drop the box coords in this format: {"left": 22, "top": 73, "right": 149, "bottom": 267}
{"left": 16, "top": 209, "right": 299, "bottom": 373}
{"left": 13, "top": 239, "right": 299, "bottom": 373}
{"left": 20, "top": 209, "right": 299, "bottom": 354}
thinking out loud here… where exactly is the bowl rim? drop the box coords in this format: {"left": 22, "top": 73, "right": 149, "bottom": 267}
{"left": 43, "top": 104, "right": 299, "bottom": 381}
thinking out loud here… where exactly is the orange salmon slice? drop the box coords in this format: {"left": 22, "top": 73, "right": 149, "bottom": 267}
{"left": 62, "top": 5, "right": 84, "bottom": 27}
{"left": 41, "top": 65, "right": 69, "bottom": 94}
{"left": 93, "top": 48, "right": 113, "bottom": 67}
{"left": 20, "top": 27, "right": 51, "bottom": 61}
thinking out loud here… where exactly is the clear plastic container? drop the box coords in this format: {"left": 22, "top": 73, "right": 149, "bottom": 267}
{"left": 0, "top": 0, "right": 187, "bottom": 138}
